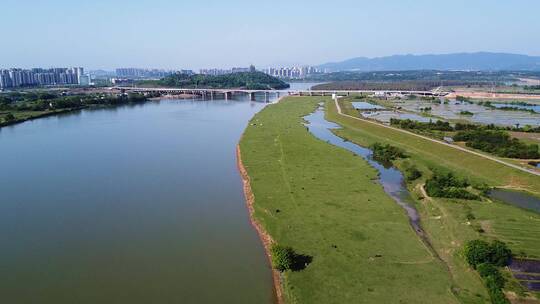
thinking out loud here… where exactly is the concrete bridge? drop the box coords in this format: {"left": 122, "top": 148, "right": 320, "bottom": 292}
{"left": 112, "top": 86, "right": 449, "bottom": 100}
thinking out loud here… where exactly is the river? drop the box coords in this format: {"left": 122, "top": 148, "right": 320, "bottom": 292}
{"left": 0, "top": 95, "right": 278, "bottom": 303}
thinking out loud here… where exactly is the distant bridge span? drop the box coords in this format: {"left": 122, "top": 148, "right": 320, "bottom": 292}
{"left": 111, "top": 86, "right": 449, "bottom": 100}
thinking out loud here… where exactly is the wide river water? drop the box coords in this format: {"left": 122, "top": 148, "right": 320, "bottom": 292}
{"left": 0, "top": 95, "right": 285, "bottom": 303}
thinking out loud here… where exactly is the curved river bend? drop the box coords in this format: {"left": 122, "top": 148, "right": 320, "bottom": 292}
{"left": 0, "top": 97, "right": 275, "bottom": 303}
{"left": 304, "top": 107, "right": 433, "bottom": 247}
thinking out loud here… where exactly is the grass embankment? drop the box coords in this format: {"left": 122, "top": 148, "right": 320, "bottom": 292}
{"left": 334, "top": 98, "right": 540, "bottom": 195}
{"left": 328, "top": 98, "right": 540, "bottom": 301}
{"left": 240, "top": 97, "right": 457, "bottom": 303}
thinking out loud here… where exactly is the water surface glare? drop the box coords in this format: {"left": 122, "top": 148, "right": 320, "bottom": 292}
{"left": 0, "top": 98, "right": 274, "bottom": 303}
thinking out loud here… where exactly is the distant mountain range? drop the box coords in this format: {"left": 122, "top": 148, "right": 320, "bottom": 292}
{"left": 318, "top": 52, "right": 540, "bottom": 72}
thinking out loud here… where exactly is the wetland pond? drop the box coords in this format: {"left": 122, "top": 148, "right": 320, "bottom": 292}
{"left": 392, "top": 99, "right": 540, "bottom": 127}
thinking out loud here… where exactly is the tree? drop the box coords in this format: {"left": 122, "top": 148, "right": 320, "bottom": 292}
{"left": 477, "top": 263, "right": 505, "bottom": 288}
{"left": 464, "top": 240, "right": 492, "bottom": 268}
{"left": 489, "top": 240, "right": 512, "bottom": 267}
{"left": 4, "top": 113, "right": 15, "bottom": 122}
{"left": 270, "top": 244, "right": 296, "bottom": 272}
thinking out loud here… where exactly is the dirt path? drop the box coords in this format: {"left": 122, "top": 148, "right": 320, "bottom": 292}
{"left": 333, "top": 98, "right": 540, "bottom": 177}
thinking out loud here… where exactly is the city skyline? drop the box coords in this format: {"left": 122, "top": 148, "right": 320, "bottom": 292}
{"left": 1, "top": 0, "right": 540, "bottom": 70}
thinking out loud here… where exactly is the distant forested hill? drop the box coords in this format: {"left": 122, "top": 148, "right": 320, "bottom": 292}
{"left": 144, "top": 72, "right": 289, "bottom": 90}
{"left": 319, "top": 52, "right": 540, "bottom": 72}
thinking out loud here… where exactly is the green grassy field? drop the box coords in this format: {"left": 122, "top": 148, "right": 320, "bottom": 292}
{"left": 332, "top": 98, "right": 540, "bottom": 195}
{"left": 327, "top": 97, "right": 540, "bottom": 301}
{"left": 240, "top": 97, "right": 460, "bottom": 303}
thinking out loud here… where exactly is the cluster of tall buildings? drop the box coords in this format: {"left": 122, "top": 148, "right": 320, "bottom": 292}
{"left": 199, "top": 65, "right": 256, "bottom": 76}
{"left": 0, "top": 67, "right": 84, "bottom": 89}
{"left": 262, "top": 66, "right": 324, "bottom": 79}
{"left": 115, "top": 68, "right": 193, "bottom": 78}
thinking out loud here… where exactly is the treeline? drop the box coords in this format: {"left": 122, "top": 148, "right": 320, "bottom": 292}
{"left": 524, "top": 85, "right": 540, "bottom": 90}
{"left": 305, "top": 70, "right": 521, "bottom": 83}
{"left": 312, "top": 81, "right": 449, "bottom": 91}
{"left": 390, "top": 118, "right": 540, "bottom": 133}
{"left": 1, "top": 92, "right": 148, "bottom": 125}
{"left": 454, "top": 130, "right": 540, "bottom": 159}
{"left": 144, "top": 71, "right": 289, "bottom": 90}
{"left": 389, "top": 118, "right": 453, "bottom": 131}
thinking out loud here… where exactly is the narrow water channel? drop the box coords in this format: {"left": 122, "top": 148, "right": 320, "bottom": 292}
{"left": 304, "top": 107, "right": 432, "bottom": 245}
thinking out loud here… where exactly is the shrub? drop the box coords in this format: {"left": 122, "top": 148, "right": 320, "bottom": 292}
{"left": 370, "top": 143, "right": 406, "bottom": 163}
{"left": 477, "top": 263, "right": 505, "bottom": 289}
{"left": 404, "top": 166, "right": 422, "bottom": 181}
{"left": 485, "top": 276, "right": 510, "bottom": 304}
{"left": 464, "top": 240, "right": 493, "bottom": 268}
{"left": 464, "top": 240, "right": 512, "bottom": 268}
{"left": 270, "top": 244, "right": 296, "bottom": 271}
{"left": 424, "top": 171, "right": 478, "bottom": 200}
{"left": 489, "top": 240, "right": 512, "bottom": 267}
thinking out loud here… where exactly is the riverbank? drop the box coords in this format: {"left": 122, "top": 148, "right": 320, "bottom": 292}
{"left": 326, "top": 97, "right": 540, "bottom": 301}
{"left": 239, "top": 97, "right": 457, "bottom": 303}
{"left": 236, "top": 146, "right": 283, "bottom": 304}
{"left": 0, "top": 94, "right": 150, "bottom": 129}
{"left": 0, "top": 107, "right": 84, "bottom": 128}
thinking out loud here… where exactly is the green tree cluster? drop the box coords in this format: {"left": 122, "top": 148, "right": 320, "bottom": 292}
{"left": 464, "top": 240, "right": 512, "bottom": 304}
{"left": 425, "top": 171, "right": 478, "bottom": 200}
{"left": 454, "top": 130, "right": 539, "bottom": 159}
{"left": 155, "top": 71, "right": 289, "bottom": 90}
{"left": 370, "top": 143, "right": 406, "bottom": 164}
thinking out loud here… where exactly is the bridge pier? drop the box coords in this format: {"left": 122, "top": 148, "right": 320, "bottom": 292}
{"left": 224, "top": 91, "right": 232, "bottom": 100}
{"left": 249, "top": 92, "right": 256, "bottom": 101}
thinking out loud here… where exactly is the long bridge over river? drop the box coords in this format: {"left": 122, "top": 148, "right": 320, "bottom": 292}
{"left": 112, "top": 86, "right": 449, "bottom": 101}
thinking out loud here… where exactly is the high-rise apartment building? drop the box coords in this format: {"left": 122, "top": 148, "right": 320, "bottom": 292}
{"left": 0, "top": 67, "right": 85, "bottom": 88}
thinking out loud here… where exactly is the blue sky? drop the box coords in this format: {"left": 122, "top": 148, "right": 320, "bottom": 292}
{"left": 1, "top": 0, "right": 539, "bottom": 70}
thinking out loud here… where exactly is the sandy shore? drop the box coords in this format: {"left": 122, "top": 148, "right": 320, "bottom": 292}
{"left": 236, "top": 145, "right": 284, "bottom": 304}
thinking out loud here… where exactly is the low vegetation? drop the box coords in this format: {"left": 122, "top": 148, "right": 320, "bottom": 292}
{"left": 453, "top": 129, "right": 540, "bottom": 159}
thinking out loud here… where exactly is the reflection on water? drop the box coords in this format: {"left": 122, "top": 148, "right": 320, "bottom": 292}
{"left": 0, "top": 96, "right": 275, "bottom": 303}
